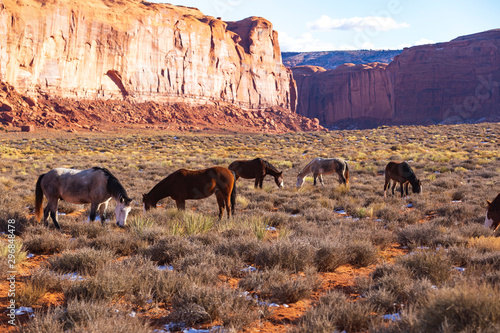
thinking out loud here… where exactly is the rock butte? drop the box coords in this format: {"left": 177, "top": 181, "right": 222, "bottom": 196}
{"left": 0, "top": 0, "right": 296, "bottom": 111}
{"left": 293, "top": 29, "right": 500, "bottom": 128}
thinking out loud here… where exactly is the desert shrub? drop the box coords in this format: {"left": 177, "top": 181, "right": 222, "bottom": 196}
{"left": 23, "top": 228, "right": 72, "bottom": 254}
{"left": 405, "top": 283, "right": 500, "bottom": 332}
{"left": 66, "top": 220, "right": 106, "bottom": 239}
{"left": 254, "top": 239, "right": 316, "bottom": 273}
{"left": 140, "top": 236, "right": 205, "bottom": 265}
{"left": 19, "top": 307, "right": 65, "bottom": 333}
{"left": 367, "top": 263, "right": 433, "bottom": 308}
{"left": 89, "top": 231, "right": 147, "bottom": 256}
{"left": 238, "top": 267, "right": 319, "bottom": 303}
{"left": 292, "top": 291, "right": 376, "bottom": 333}
{"left": 48, "top": 247, "right": 115, "bottom": 275}
{"left": 64, "top": 255, "right": 187, "bottom": 306}
{"left": 15, "top": 268, "right": 64, "bottom": 306}
{"left": 397, "top": 250, "right": 452, "bottom": 284}
{"left": 214, "top": 234, "right": 261, "bottom": 263}
{"left": 33, "top": 298, "right": 152, "bottom": 333}
{"left": 0, "top": 238, "right": 26, "bottom": 267}
{"left": 468, "top": 236, "right": 500, "bottom": 252}
{"left": 346, "top": 240, "right": 379, "bottom": 267}
{"left": 315, "top": 239, "right": 350, "bottom": 272}
{"left": 174, "top": 251, "right": 245, "bottom": 283}
{"left": 0, "top": 203, "right": 30, "bottom": 234}
{"left": 397, "top": 223, "right": 467, "bottom": 249}
{"left": 171, "top": 285, "right": 259, "bottom": 330}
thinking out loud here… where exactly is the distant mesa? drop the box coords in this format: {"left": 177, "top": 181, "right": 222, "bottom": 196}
{"left": 291, "top": 29, "right": 500, "bottom": 129}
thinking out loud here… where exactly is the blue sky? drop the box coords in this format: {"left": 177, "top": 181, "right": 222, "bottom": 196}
{"left": 151, "top": 0, "right": 500, "bottom": 51}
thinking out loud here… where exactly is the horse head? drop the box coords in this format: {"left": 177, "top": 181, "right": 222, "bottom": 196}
{"left": 296, "top": 175, "right": 304, "bottom": 188}
{"left": 142, "top": 193, "right": 156, "bottom": 212}
{"left": 115, "top": 196, "right": 132, "bottom": 228}
{"left": 275, "top": 171, "right": 284, "bottom": 188}
{"left": 412, "top": 179, "right": 422, "bottom": 194}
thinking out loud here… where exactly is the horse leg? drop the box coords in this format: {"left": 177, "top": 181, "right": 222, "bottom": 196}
{"left": 399, "top": 182, "right": 404, "bottom": 198}
{"left": 404, "top": 183, "right": 409, "bottom": 197}
{"left": 175, "top": 200, "right": 186, "bottom": 210}
{"left": 215, "top": 193, "right": 226, "bottom": 219}
{"left": 47, "top": 199, "right": 60, "bottom": 230}
{"left": 254, "top": 177, "right": 259, "bottom": 189}
{"left": 313, "top": 173, "right": 318, "bottom": 186}
{"left": 319, "top": 174, "right": 324, "bottom": 186}
{"left": 43, "top": 205, "right": 51, "bottom": 226}
{"left": 89, "top": 202, "right": 99, "bottom": 222}
{"left": 384, "top": 178, "right": 390, "bottom": 198}
{"left": 391, "top": 182, "right": 396, "bottom": 196}
{"left": 259, "top": 177, "right": 264, "bottom": 189}
{"left": 99, "top": 200, "right": 109, "bottom": 225}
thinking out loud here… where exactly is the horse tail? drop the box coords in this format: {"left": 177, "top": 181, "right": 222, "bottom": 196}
{"left": 344, "top": 162, "right": 349, "bottom": 185}
{"left": 230, "top": 171, "right": 237, "bottom": 215}
{"left": 35, "top": 173, "right": 45, "bottom": 222}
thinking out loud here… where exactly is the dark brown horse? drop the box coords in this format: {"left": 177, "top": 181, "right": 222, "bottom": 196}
{"left": 228, "top": 158, "right": 284, "bottom": 189}
{"left": 384, "top": 161, "right": 422, "bottom": 198}
{"left": 142, "top": 166, "right": 236, "bottom": 219}
{"left": 485, "top": 193, "right": 500, "bottom": 230}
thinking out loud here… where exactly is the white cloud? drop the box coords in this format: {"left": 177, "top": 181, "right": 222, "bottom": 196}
{"left": 308, "top": 15, "right": 410, "bottom": 32}
{"left": 278, "top": 31, "right": 340, "bottom": 52}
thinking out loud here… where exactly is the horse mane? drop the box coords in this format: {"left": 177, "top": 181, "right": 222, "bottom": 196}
{"left": 92, "top": 167, "right": 129, "bottom": 200}
{"left": 402, "top": 163, "right": 418, "bottom": 184}
{"left": 262, "top": 159, "right": 280, "bottom": 175}
{"left": 298, "top": 158, "right": 319, "bottom": 177}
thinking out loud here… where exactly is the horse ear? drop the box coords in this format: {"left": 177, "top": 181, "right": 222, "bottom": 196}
{"left": 125, "top": 197, "right": 133, "bottom": 205}
{"left": 279, "top": 171, "right": 283, "bottom": 176}
{"left": 487, "top": 200, "right": 492, "bottom": 207}
{"left": 120, "top": 197, "right": 124, "bottom": 203}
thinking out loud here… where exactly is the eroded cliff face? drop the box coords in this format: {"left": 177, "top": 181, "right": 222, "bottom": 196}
{"left": 0, "top": 0, "right": 295, "bottom": 110}
{"left": 293, "top": 30, "right": 500, "bottom": 127}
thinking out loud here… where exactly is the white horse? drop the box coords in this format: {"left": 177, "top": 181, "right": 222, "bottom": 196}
{"left": 35, "top": 167, "right": 132, "bottom": 229}
{"left": 296, "top": 157, "right": 349, "bottom": 188}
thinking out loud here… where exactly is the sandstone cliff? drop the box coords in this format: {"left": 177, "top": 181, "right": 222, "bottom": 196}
{"left": 0, "top": 0, "right": 295, "bottom": 111}
{"left": 293, "top": 30, "right": 500, "bottom": 127}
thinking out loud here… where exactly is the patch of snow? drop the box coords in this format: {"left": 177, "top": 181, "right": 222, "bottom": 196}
{"left": 383, "top": 313, "right": 401, "bottom": 321}
{"left": 266, "top": 226, "right": 277, "bottom": 231}
{"left": 61, "top": 273, "right": 84, "bottom": 281}
{"left": 406, "top": 203, "right": 413, "bottom": 208}
{"left": 453, "top": 266, "right": 466, "bottom": 272}
{"left": 157, "top": 265, "right": 174, "bottom": 271}
{"left": 27, "top": 253, "right": 35, "bottom": 259}
{"left": 241, "top": 266, "right": 257, "bottom": 273}
{"left": 334, "top": 209, "right": 346, "bottom": 215}
{"left": 15, "top": 307, "right": 34, "bottom": 315}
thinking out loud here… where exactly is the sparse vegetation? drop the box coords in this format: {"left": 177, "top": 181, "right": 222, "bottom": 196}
{"left": 0, "top": 123, "right": 499, "bottom": 332}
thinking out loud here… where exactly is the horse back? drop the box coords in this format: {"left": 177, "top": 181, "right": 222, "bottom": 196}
{"left": 172, "top": 167, "right": 234, "bottom": 200}
{"left": 228, "top": 158, "right": 264, "bottom": 178}
{"left": 385, "top": 161, "right": 416, "bottom": 183}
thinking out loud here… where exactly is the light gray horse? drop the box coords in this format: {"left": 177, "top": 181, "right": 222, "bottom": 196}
{"left": 35, "top": 167, "right": 132, "bottom": 229}
{"left": 296, "top": 157, "right": 349, "bottom": 188}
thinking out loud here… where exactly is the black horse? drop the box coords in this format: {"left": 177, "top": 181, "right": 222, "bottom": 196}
{"left": 228, "top": 158, "right": 284, "bottom": 189}
{"left": 384, "top": 161, "right": 422, "bottom": 198}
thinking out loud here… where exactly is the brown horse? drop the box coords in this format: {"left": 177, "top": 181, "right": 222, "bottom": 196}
{"left": 142, "top": 166, "right": 236, "bottom": 219}
{"left": 485, "top": 193, "right": 500, "bottom": 230}
{"left": 384, "top": 161, "right": 422, "bottom": 198}
{"left": 296, "top": 157, "right": 349, "bottom": 188}
{"left": 228, "top": 158, "right": 284, "bottom": 189}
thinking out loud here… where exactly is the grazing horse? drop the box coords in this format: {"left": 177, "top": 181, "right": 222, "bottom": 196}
{"left": 142, "top": 166, "right": 236, "bottom": 219}
{"left": 228, "top": 158, "right": 284, "bottom": 189}
{"left": 296, "top": 157, "right": 349, "bottom": 188}
{"left": 35, "top": 167, "right": 132, "bottom": 229}
{"left": 485, "top": 193, "right": 500, "bottom": 230}
{"left": 384, "top": 161, "right": 422, "bottom": 198}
